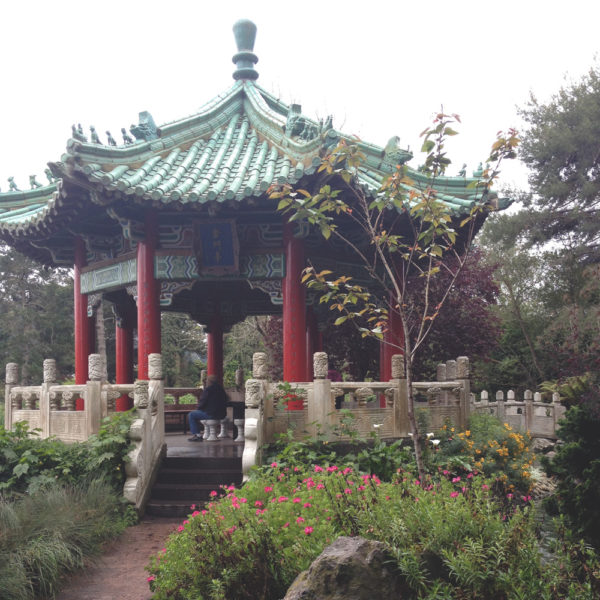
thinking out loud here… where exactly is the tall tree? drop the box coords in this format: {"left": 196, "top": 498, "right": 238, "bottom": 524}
{"left": 519, "top": 65, "right": 600, "bottom": 267}
{"left": 0, "top": 246, "right": 73, "bottom": 390}
{"left": 272, "top": 115, "right": 517, "bottom": 479}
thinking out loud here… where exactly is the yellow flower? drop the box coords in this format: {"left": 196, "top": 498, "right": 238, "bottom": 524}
{"left": 465, "top": 430, "right": 471, "bottom": 437}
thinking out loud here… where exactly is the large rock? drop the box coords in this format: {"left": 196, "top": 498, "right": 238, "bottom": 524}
{"left": 283, "top": 536, "right": 407, "bottom": 600}
{"left": 532, "top": 438, "right": 555, "bottom": 453}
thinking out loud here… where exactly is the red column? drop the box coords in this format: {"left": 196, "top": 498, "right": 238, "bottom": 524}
{"left": 137, "top": 211, "right": 161, "bottom": 380}
{"left": 306, "top": 308, "right": 318, "bottom": 380}
{"left": 381, "top": 301, "right": 404, "bottom": 382}
{"left": 74, "top": 237, "right": 94, "bottom": 410}
{"left": 115, "top": 306, "right": 135, "bottom": 411}
{"left": 207, "top": 313, "right": 224, "bottom": 383}
{"left": 283, "top": 222, "right": 307, "bottom": 383}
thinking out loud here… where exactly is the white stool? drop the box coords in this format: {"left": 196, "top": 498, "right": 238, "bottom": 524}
{"left": 205, "top": 420, "right": 219, "bottom": 441}
{"left": 234, "top": 419, "right": 245, "bottom": 442}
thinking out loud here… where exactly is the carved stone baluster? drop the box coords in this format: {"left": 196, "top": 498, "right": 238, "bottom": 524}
{"left": 62, "top": 391, "right": 76, "bottom": 411}
{"left": 49, "top": 391, "right": 60, "bottom": 411}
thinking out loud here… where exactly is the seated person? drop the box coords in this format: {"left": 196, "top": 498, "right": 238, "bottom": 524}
{"left": 188, "top": 375, "right": 228, "bottom": 441}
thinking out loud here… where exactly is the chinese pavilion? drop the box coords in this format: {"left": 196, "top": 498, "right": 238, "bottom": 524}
{"left": 0, "top": 20, "right": 506, "bottom": 408}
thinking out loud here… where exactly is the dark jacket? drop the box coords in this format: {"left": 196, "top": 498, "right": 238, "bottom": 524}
{"left": 197, "top": 382, "right": 228, "bottom": 420}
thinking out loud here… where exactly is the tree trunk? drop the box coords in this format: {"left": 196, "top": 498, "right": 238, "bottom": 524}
{"left": 403, "top": 325, "right": 426, "bottom": 482}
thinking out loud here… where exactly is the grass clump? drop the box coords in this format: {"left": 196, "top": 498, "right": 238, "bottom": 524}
{"left": 0, "top": 478, "right": 132, "bottom": 600}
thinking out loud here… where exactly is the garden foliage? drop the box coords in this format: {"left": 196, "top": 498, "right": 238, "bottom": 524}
{"left": 148, "top": 461, "right": 599, "bottom": 599}
{"left": 544, "top": 374, "right": 600, "bottom": 548}
{"left": 0, "top": 411, "right": 135, "bottom": 496}
{"left": 0, "top": 479, "right": 132, "bottom": 600}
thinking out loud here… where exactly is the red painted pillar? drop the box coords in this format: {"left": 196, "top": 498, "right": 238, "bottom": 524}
{"left": 115, "top": 305, "right": 135, "bottom": 411}
{"left": 283, "top": 222, "right": 307, "bottom": 383}
{"left": 74, "top": 237, "right": 94, "bottom": 410}
{"left": 137, "top": 211, "right": 161, "bottom": 380}
{"left": 306, "top": 308, "right": 318, "bottom": 380}
{"left": 381, "top": 301, "right": 404, "bottom": 382}
{"left": 207, "top": 313, "right": 224, "bottom": 383}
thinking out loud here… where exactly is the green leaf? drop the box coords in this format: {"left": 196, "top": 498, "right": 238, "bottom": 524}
{"left": 334, "top": 316, "right": 348, "bottom": 325}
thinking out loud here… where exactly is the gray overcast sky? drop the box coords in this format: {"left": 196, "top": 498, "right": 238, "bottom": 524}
{"left": 1, "top": 0, "right": 598, "bottom": 192}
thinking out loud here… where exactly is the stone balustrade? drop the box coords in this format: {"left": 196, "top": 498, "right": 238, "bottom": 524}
{"left": 4, "top": 353, "right": 166, "bottom": 514}
{"left": 470, "top": 389, "right": 565, "bottom": 439}
{"left": 241, "top": 352, "right": 471, "bottom": 480}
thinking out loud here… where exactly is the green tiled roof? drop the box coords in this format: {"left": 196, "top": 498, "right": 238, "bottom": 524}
{"left": 0, "top": 20, "right": 507, "bottom": 253}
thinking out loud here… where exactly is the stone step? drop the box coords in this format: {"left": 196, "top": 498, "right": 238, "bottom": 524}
{"left": 145, "top": 500, "right": 202, "bottom": 518}
{"left": 151, "top": 482, "right": 234, "bottom": 501}
{"left": 162, "top": 455, "right": 242, "bottom": 470}
{"left": 156, "top": 468, "right": 243, "bottom": 485}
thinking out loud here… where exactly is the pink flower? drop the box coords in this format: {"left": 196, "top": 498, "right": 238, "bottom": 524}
{"left": 294, "top": 466, "right": 301, "bottom": 472}
{"left": 314, "top": 465, "right": 324, "bottom": 472}
{"left": 296, "top": 516, "right": 305, "bottom": 524}
{"left": 482, "top": 484, "right": 489, "bottom": 491}
{"left": 452, "top": 477, "right": 461, "bottom": 483}
{"left": 304, "top": 526, "right": 314, "bottom": 535}
{"left": 177, "top": 525, "right": 185, "bottom": 532}
{"left": 226, "top": 526, "right": 237, "bottom": 534}
{"left": 467, "top": 473, "right": 473, "bottom": 479}
{"left": 414, "top": 497, "right": 420, "bottom": 502}
{"left": 303, "top": 502, "right": 312, "bottom": 508}
{"left": 283, "top": 522, "right": 290, "bottom": 528}
{"left": 239, "top": 497, "right": 247, "bottom": 503}
{"left": 450, "top": 491, "right": 459, "bottom": 498}
{"left": 316, "top": 483, "right": 324, "bottom": 490}
{"left": 293, "top": 497, "right": 301, "bottom": 503}
{"left": 201, "top": 510, "right": 208, "bottom": 515}
{"left": 271, "top": 462, "right": 278, "bottom": 468}
{"left": 254, "top": 500, "right": 263, "bottom": 507}
{"left": 507, "top": 493, "right": 513, "bottom": 499}
{"left": 183, "top": 520, "right": 189, "bottom": 525}
{"left": 147, "top": 575, "right": 155, "bottom": 582}
{"left": 264, "top": 486, "right": 273, "bottom": 493}
{"left": 256, "top": 508, "right": 266, "bottom": 515}
{"left": 326, "top": 465, "right": 338, "bottom": 472}
{"left": 344, "top": 488, "right": 352, "bottom": 494}
{"left": 278, "top": 496, "right": 289, "bottom": 503}
{"left": 210, "top": 490, "right": 218, "bottom": 497}
{"left": 190, "top": 504, "right": 196, "bottom": 510}
{"left": 191, "top": 511, "right": 200, "bottom": 517}
{"left": 443, "top": 470, "right": 450, "bottom": 476}
{"left": 358, "top": 485, "right": 365, "bottom": 491}
{"left": 385, "top": 495, "right": 391, "bottom": 501}
{"left": 343, "top": 467, "right": 353, "bottom": 475}
{"left": 414, "top": 479, "right": 421, "bottom": 486}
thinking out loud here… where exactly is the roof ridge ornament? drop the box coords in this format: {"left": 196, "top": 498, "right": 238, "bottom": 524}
{"left": 232, "top": 19, "right": 258, "bottom": 81}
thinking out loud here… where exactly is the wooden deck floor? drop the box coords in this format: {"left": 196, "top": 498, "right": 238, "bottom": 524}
{"left": 164, "top": 431, "right": 244, "bottom": 459}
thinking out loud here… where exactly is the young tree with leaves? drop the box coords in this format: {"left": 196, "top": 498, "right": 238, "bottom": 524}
{"left": 272, "top": 115, "right": 517, "bottom": 480}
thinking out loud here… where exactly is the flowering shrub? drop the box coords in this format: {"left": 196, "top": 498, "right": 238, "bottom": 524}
{"left": 432, "top": 413, "right": 534, "bottom": 493}
{"left": 147, "top": 462, "right": 599, "bottom": 599}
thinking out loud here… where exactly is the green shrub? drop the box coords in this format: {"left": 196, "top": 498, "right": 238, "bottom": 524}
{"left": 0, "top": 411, "right": 135, "bottom": 497}
{"left": 543, "top": 375, "right": 600, "bottom": 548}
{"left": 0, "top": 479, "right": 132, "bottom": 600}
{"left": 431, "top": 413, "right": 534, "bottom": 493}
{"left": 148, "top": 464, "right": 599, "bottom": 599}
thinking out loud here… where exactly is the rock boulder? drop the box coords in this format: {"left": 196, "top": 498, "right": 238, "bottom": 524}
{"left": 283, "top": 536, "right": 406, "bottom": 600}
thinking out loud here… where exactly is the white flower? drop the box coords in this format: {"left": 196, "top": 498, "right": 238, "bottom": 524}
{"left": 431, "top": 439, "right": 441, "bottom": 446}
{"left": 426, "top": 432, "right": 435, "bottom": 438}
{"left": 372, "top": 423, "right": 383, "bottom": 429}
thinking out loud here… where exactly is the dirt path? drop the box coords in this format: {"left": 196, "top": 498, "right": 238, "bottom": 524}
{"left": 56, "top": 516, "right": 180, "bottom": 600}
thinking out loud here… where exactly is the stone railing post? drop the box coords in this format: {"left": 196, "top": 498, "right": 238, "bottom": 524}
{"left": 524, "top": 389, "right": 534, "bottom": 432}
{"left": 436, "top": 363, "right": 446, "bottom": 382}
{"left": 86, "top": 354, "right": 104, "bottom": 437}
{"left": 40, "top": 358, "right": 57, "bottom": 438}
{"left": 5, "top": 363, "right": 18, "bottom": 430}
{"left": 242, "top": 352, "right": 268, "bottom": 480}
{"left": 496, "top": 390, "right": 505, "bottom": 421}
{"left": 235, "top": 367, "right": 244, "bottom": 389}
{"left": 457, "top": 356, "right": 470, "bottom": 427}
{"left": 480, "top": 390, "right": 489, "bottom": 408}
{"left": 309, "top": 352, "right": 332, "bottom": 439}
{"left": 391, "top": 354, "right": 409, "bottom": 437}
{"left": 149, "top": 353, "right": 165, "bottom": 443}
